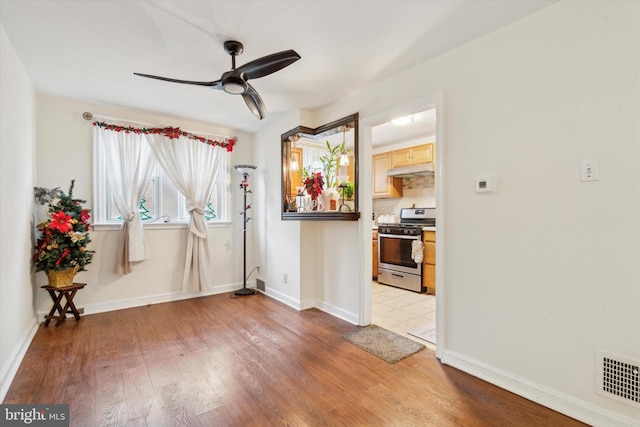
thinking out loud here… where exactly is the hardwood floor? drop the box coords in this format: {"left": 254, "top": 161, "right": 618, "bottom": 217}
{"left": 4, "top": 292, "right": 586, "bottom": 426}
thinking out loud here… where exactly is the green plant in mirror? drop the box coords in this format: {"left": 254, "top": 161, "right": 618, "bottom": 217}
{"left": 320, "top": 140, "right": 348, "bottom": 189}
{"left": 343, "top": 182, "right": 354, "bottom": 200}
{"left": 302, "top": 165, "right": 313, "bottom": 181}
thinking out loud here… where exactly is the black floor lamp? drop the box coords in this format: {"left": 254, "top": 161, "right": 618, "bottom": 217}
{"left": 234, "top": 164, "right": 257, "bottom": 296}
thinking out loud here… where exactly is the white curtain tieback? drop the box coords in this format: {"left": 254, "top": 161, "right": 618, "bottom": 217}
{"left": 188, "top": 206, "right": 205, "bottom": 216}
{"left": 122, "top": 212, "right": 136, "bottom": 223}
{"left": 188, "top": 206, "right": 207, "bottom": 238}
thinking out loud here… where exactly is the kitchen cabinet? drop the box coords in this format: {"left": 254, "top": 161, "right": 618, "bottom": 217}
{"left": 372, "top": 152, "right": 403, "bottom": 198}
{"left": 422, "top": 230, "right": 436, "bottom": 294}
{"left": 372, "top": 229, "right": 378, "bottom": 279}
{"left": 391, "top": 144, "right": 434, "bottom": 168}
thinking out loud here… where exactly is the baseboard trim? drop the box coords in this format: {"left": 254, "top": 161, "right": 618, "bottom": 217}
{"left": 314, "top": 301, "right": 358, "bottom": 325}
{"left": 261, "top": 287, "right": 303, "bottom": 310}
{"left": 260, "top": 289, "right": 358, "bottom": 325}
{"left": 441, "top": 350, "right": 640, "bottom": 427}
{"left": 0, "top": 318, "right": 38, "bottom": 402}
{"left": 35, "top": 281, "right": 254, "bottom": 320}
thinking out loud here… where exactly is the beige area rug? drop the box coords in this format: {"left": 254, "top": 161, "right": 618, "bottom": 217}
{"left": 407, "top": 322, "right": 436, "bottom": 345}
{"left": 342, "top": 324, "right": 426, "bottom": 363}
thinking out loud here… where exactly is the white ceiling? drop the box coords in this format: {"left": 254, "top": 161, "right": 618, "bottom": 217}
{"left": 372, "top": 109, "right": 437, "bottom": 148}
{"left": 0, "top": 0, "right": 556, "bottom": 137}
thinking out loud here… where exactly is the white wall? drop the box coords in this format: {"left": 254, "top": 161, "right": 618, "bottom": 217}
{"left": 309, "top": 1, "right": 640, "bottom": 425}
{"left": 0, "top": 23, "right": 37, "bottom": 400}
{"left": 252, "top": 108, "right": 364, "bottom": 323}
{"left": 4, "top": 1, "right": 639, "bottom": 423}
{"left": 252, "top": 111, "right": 304, "bottom": 307}
{"left": 301, "top": 221, "right": 362, "bottom": 323}
{"left": 33, "top": 95, "right": 255, "bottom": 315}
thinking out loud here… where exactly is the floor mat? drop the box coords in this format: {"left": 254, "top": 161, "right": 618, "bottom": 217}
{"left": 342, "top": 324, "right": 425, "bottom": 363}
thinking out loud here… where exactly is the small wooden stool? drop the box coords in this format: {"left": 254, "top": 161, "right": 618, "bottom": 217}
{"left": 41, "top": 282, "right": 86, "bottom": 327}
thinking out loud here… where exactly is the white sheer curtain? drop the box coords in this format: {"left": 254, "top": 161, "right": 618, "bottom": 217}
{"left": 95, "top": 124, "right": 157, "bottom": 274}
{"left": 147, "top": 134, "right": 225, "bottom": 293}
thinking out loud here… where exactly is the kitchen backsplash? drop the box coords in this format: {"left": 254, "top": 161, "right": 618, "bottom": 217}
{"left": 373, "top": 175, "right": 435, "bottom": 222}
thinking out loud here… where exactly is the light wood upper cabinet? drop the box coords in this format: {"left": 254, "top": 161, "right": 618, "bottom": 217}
{"left": 373, "top": 152, "right": 403, "bottom": 198}
{"left": 391, "top": 144, "right": 434, "bottom": 168}
{"left": 411, "top": 144, "right": 433, "bottom": 164}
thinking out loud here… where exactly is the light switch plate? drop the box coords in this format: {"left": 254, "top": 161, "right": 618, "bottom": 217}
{"left": 581, "top": 159, "right": 599, "bottom": 181}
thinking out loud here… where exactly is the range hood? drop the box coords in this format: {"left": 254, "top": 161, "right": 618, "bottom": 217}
{"left": 387, "top": 163, "right": 434, "bottom": 178}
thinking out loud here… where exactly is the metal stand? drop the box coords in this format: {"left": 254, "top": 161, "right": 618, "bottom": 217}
{"left": 234, "top": 165, "right": 257, "bottom": 296}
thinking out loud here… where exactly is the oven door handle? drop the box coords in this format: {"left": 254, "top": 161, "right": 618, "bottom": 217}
{"left": 379, "top": 234, "right": 421, "bottom": 240}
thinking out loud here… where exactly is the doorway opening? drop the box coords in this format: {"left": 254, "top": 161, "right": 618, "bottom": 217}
{"left": 361, "top": 94, "right": 444, "bottom": 359}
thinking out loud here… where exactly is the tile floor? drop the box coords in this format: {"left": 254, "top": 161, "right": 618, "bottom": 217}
{"left": 372, "top": 280, "right": 436, "bottom": 350}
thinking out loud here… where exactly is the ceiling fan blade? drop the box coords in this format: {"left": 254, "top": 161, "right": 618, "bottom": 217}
{"left": 242, "top": 83, "right": 266, "bottom": 119}
{"left": 134, "top": 72, "right": 221, "bottom": 88}
{"left": 235, "top": 50, "right": 301, "bottom": 81}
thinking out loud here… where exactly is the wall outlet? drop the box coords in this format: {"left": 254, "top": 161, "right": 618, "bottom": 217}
{"left": 283, "top": 273, "right": 288, "bottom": 284}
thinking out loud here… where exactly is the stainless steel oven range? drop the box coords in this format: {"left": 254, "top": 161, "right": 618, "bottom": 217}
{"left": 377, "top": 208, "right": 435, "bottom": 292}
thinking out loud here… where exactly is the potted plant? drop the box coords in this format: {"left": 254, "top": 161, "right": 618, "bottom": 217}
{"left": 319, "top": 140, "right": 347, "bottom": 189}
{"left": 320, "top": 140, "right": 352, "bottom": 210}
{"left": 34, "top": 180, "right": 95, "bottom": 287}
{"left": 343, "top": 182, "right": 355, "bottom": 201}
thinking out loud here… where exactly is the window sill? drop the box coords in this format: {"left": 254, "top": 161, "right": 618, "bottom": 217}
{"left": 92, "top": 221, "right": 231, "bottom": 231}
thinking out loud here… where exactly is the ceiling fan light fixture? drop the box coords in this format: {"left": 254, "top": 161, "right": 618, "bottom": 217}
{"left": 133, "top": 40, "right": 300, "bottom": 119}
{"left": 390, "top": 115, "right": 414, "bottom": 126}
{"left": 222, "top": 77, "right": 247, "bottom": 94}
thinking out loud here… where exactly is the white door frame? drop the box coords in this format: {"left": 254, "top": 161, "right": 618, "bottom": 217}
{"left": 359, "top": 92, "right": 446, "bottom": 360}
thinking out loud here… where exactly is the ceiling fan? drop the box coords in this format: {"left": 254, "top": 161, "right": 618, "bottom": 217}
{"left": 134, "top": 40, "right": 300, "bottom": 120}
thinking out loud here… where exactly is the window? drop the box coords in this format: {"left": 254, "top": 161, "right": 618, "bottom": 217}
{"left": 93, "top": 133, "right": 230, "bottom": 226}
{"left": 108, "top": 174, "right": 159, "bottom": 222}
{"left": 177, "top": 165, "right": 228, "bottom": 222}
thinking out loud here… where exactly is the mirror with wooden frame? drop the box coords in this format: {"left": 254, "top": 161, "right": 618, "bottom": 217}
{"left": 281, "top": 113, "right": 360, "bottom": 221}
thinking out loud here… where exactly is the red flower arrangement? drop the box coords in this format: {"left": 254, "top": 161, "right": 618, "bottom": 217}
{"left": 34, "top": 180, "right": 95, "bottom": 272}
{"left": 303, "top": 172, "right": 324, "bottom": 200}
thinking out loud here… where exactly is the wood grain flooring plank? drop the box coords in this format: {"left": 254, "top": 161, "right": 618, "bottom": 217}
{"left": 121, "top": 364, "right": 155, "bottom": 401}
{"left": 145, "top": 355, "right": 181, "bottom": 390}
{"left": 197, "top": 405, "right": 233, "bottom": 427}
{"left": 126, "top": 393, "right": 166, "bottom": 427}
{"left": 94, "top": 368, "right": 128, "bottom": 426}
{"left": 181, "top": 372, "right": 223, "bottom": 416}
{"left": 156, "top": 382, "right": 203, "bottom": 427}
{"left": 62, "top": 380, "right": 96, "bottom": 427}
{"left": 2, "top": 339, "right": 52, "bottom": 403}
{"left": 4, "top": 292, "right": 588, "bottom": 427}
